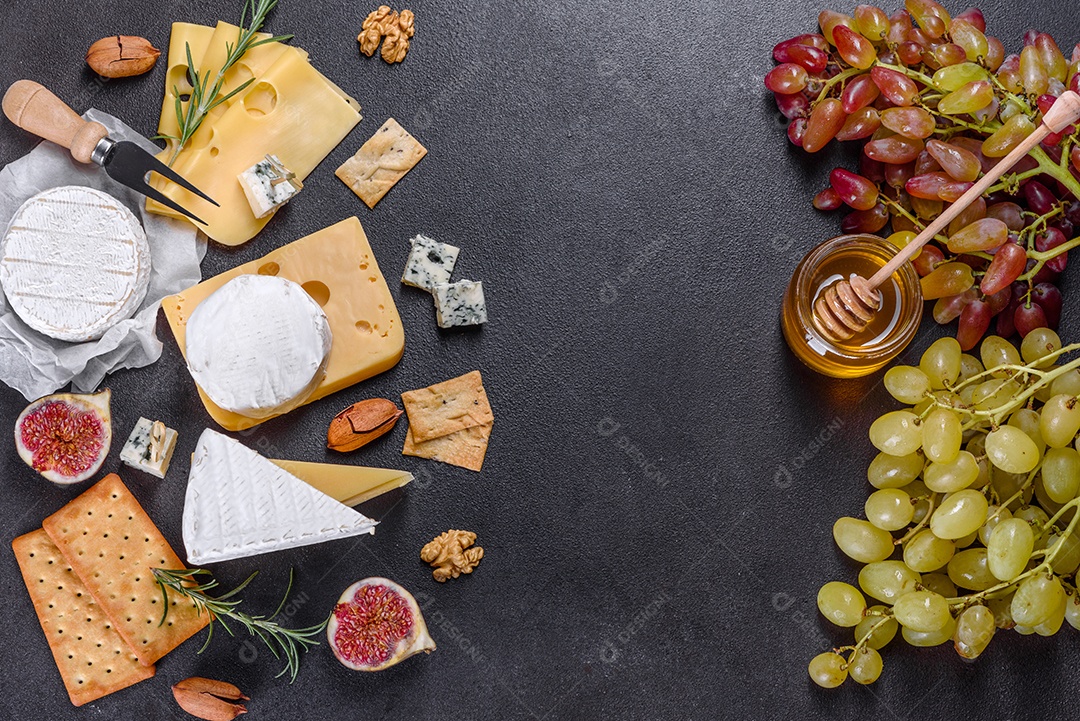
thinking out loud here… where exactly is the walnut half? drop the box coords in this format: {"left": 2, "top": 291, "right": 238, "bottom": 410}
{"left": 358, "top": 6, "right": 415, "bottom": 63}
{"left": 359, "top": 6, "right": 398, "bottom": 57}
{"left": 421, "top": 530, "right": 484, "bottom": 582}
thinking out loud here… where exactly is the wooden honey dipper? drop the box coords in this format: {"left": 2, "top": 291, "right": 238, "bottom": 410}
{"left": 813, "top": 89, "right": 1080, "bottom": 343}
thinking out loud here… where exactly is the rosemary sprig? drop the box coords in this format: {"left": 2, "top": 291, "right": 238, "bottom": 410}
{"left": 159, "top": 0, "right": 293, "bottom": 164}
{"left": 153, "top": 567, "right": 326, "bottom": 683}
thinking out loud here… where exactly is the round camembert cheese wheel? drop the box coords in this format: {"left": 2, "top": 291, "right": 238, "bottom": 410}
{"left": 185, "top": 274, "right": 333, "bottom": 419}
{"left": 0, "top": 186, "right": 151, "bottom": 342}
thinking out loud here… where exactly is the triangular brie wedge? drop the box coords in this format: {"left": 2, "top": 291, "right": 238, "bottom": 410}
{"left": 269, "top": 460, "right": 413, "bottom": 507}
{"left": 183, "top": 429, "right": 378, "bottom": 564}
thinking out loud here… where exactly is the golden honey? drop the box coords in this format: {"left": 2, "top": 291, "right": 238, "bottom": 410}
{"left": 782, "top": 234, "right": 923, "bottom": 378}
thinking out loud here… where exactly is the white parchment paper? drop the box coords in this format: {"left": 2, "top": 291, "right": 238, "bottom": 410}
{"left": 0, "top": 109, "right": 206, "bottom": 400}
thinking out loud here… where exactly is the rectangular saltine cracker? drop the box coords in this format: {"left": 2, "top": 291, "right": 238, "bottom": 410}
{"left": 13, "top": 529, "right": 155, "bottom": 707}
{"left": 336, "top": 117, "right": 427, "bottom": 208}
{"left": 41, "top": 474, "right": 209, "bottom": 666}
{"left": 401, "top": 370, "right": 494, "bottom": 443}
{"left": 402, "top": 423, "right": 493, "bottom": 472}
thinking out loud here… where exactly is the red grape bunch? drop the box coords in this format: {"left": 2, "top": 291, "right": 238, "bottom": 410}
{"left": 767, "top": 1, "right": 1080, "bottom": 350}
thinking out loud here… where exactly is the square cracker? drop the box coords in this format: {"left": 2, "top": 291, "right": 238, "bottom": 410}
{"left": 403, "top": 423, "right": 492, "bottom": 472}
{"left": 401, "top": 370, "right": 494, "bottom": 443}
{"left": 336, "top": 117, "right": 427, "bottom": 209}
{"left": 41, "top": 474, "right": 209, "bottom": 666}
{"left": 13, "top": 529, "right": 155, "bottom": 707}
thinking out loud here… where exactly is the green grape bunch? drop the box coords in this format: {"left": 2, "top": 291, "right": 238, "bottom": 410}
{"left": 767, "top": 1, "right": 1080, "bottom": 351}
{"left": 811, "top": 332, "right": 1080, "bottom": 688}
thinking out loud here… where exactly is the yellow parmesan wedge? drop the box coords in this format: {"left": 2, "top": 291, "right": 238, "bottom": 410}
{"left": 270, "top": 460, "right": 413, "bottom": 506}
{"left": 162, "top": 218, "right": 404, "bottom": 430}
{"left": 148, "top": 34, "right": 361, "bottom": 244}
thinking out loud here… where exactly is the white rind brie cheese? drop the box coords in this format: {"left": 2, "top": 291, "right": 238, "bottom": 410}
{"left": 0, "top": 186, "right": 151, "bottom": 342}
{"left": 183, "top": 429, "right": 378, "bottom": 564}
{"left": 185, "top": 274, "right": 333, "bottom": 419}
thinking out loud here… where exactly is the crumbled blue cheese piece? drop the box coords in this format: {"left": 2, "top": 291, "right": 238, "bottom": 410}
{"left": 402, "top": 234, "right": 461, "bottom": 291}
{"left": 238, "top": 155, "right": 303, "bottom": 219}
{"left": 433, "top": 280, "right": 487, "bottom": 328}
{"left": 120, "top": 417, "right": 178, "bottom": 479}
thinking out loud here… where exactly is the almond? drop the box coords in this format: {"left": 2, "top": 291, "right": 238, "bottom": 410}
{"left": 86, "top": 35, "right": 161, "bottom": 78}
{"left": 172, "top": 677, "right": 249, "bottom": 721}
{"left": 328, "top": 398, "right": 403, "bottom": 452}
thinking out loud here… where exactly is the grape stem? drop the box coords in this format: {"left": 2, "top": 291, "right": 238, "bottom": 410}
{"left": 946, "top": 496, "right": 1080, "bottom": 610}
{"left": 1021, "top": 234, "right": 1080, "bottom": 282}
{"left": 879, "top": 195, "right": 951, "bottom": 247}
{"left": 934, "top": 347, "right": 1080, "bottom": 428}
{"left": 894, "top": 493, "right": 937, "bottom": 545}
{"left": 874, "top": 61, "right": 1080, "bottom": 209}
{"left": 1017, "top": 206, "right": 1064, "bottom": 253}
{"left": 813, "top": 67, "right": 864, "bottom": 105}
{"left": 842, "top": 616, "right": 893, "bottom": 662}
{"left": 985, "top": 466, "right": 1038, "bottom": 512}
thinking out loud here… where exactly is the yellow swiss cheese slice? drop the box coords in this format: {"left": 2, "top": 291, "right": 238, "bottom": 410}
{"left": 270, "top": 460, "right": 413, "bottom": 507}
{"left": 149, "top": 31, "right": 362, "bottom": 245}
{"left": 154, "top": 22, "right": 301, "bottom": 181}
{"left": 162, "top": 217, "right": 404, "bottom": 430}
{"left": 157, "top": 23, "right": 215, "bottom": 155}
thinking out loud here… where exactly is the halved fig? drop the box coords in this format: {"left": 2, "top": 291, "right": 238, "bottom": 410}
{"left": 14, "top": 390, "right": 112, "bottom": 484}
{"left": 327, "top": 577, "right": 435, "bottom": 671}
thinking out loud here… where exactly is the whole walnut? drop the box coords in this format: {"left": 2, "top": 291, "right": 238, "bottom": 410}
{"left": 421, "top": 530, "right": 484, "bottom": 582}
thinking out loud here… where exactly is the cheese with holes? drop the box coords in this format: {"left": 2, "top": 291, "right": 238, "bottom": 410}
{"left": 402, "top": 234, "right": 459, "bottom": 291}
{"left": 163, "top": 217, "right": 404, "bottom": 431}
{"left": 0, "top": 186, "right": 151, "bottom": 342}
{"left": 433, "top": 280, "right": 487, "bottom": 328}
{"left": 153, "top": 22, "right": 301, "bottom": 173}
{"left": 185, "top": 275, "right": 333, "bottom": 419}
{"left": 148, "top": 26, "right": 361, "bottom": 245}
{"left": 270, "top": 459, "right": 413, "bottom": 507}
{"left": 156, "top": 22, "right": 215, "bottom": 158}
{"left": 120, "top": 417, "right": 178, "bottom": 479}
{"left": 184, "top": 429, "right": 378, "bottom": 564}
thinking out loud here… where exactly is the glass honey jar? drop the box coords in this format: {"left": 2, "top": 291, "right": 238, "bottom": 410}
{"left": 782, "top": 234, "right": 923, "bottom": 378}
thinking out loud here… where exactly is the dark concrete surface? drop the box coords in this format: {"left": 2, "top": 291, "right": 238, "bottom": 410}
{"left": 0, "top": 0, "right": 1075, "bottom": 718}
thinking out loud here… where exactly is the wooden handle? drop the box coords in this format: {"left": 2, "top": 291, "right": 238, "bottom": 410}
{"left": 867, "top": 90, "right": 1080, "bottom": 289}
{"left": 1, "top": 80, "right": 109, "bottom": 164}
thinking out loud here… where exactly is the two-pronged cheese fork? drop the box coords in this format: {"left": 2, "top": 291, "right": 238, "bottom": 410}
{"left": 1, "top": 79, "right": 217, "bottom": 225}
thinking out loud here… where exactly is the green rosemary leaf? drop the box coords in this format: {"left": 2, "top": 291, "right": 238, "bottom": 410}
{"left": 217, "top": 571, "right": 259, "bottom": 601}
{"left": 198, "top": 622, "right": 215, "bottom": 654}
{"left": 210, "top": 78, "right": 256, "bottom": 111}
{"left": 271, "top": 568, "right": 295, "bottom": 619}
{"left": 157, "top": 579, "right": 170, "bottom": 626}
{"left": 152, "top": 566, "right": 319, "bottom": 682}
{"left": 166, "top": 0, "right": 288, "bottom": 165}
{"left": 248, "top": 34, "right": 295, "bottom": 49}
{"left": 185, "top": 43, "right": 197, "bottom": 89}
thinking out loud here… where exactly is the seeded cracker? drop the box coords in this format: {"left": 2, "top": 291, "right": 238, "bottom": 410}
{"left": 335, "top": 118, "right": 427, "bottom": 208}
{"left": 13, "top": 529, "right": 155, "bottom": 706}
{"left": 41, "top": 474, "right": 209, "bottom": 666}
{"left": 403, "top": 423, "right": 492, "bottom": 472}
{"left": 401, "top": 370, "right": 494, "bottom": 442}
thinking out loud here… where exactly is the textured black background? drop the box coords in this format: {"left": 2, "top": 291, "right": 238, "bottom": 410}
{"left": 0, "top": 0, "right": 1077, "bottom": 719}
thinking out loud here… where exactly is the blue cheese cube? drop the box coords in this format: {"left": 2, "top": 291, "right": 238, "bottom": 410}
{"left": 120, "top": 417, "right": 178, "bottom": 479}
{"left": 433, "top": 280, "right": 487, "bottom": 328}
{"left": 238, "top": 155, "right": 303, "bottom": 219}
{"left": 402, "top": 234, "right": 461, "bottom": 291}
